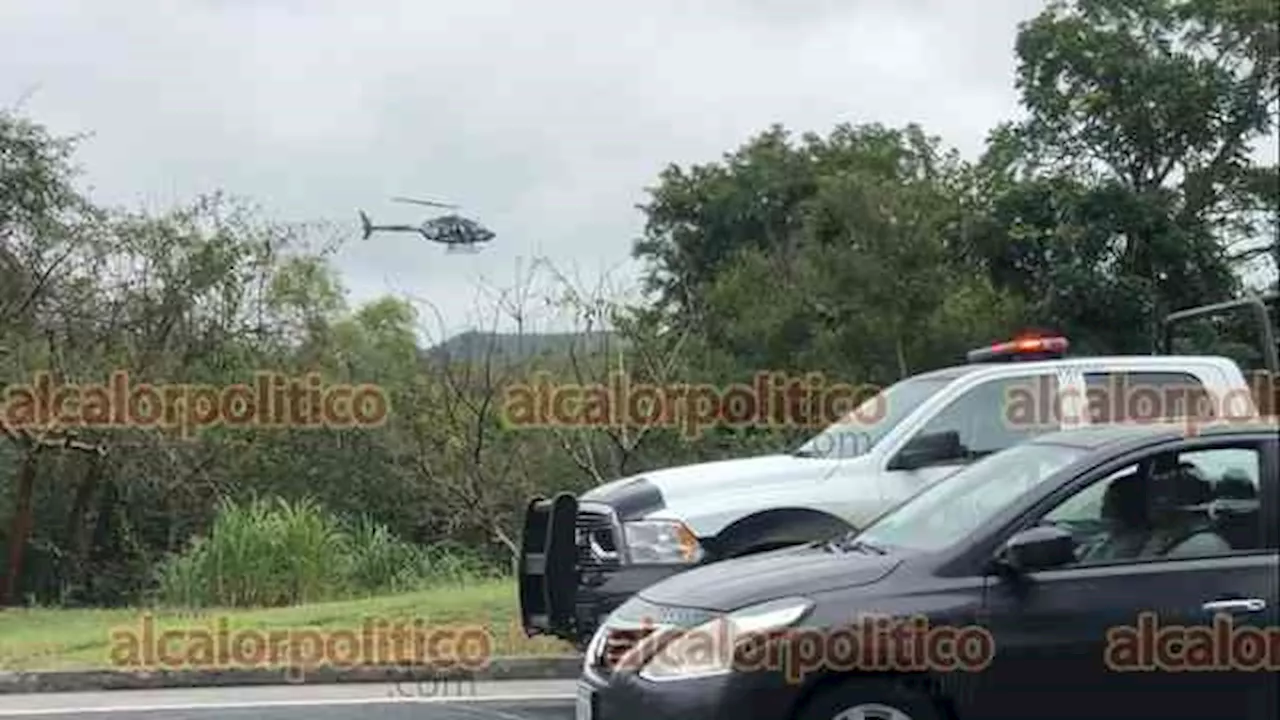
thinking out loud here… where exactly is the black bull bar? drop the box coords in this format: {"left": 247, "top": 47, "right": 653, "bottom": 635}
{"left": 518, "top": 493, "right": 579, "bottom": 638}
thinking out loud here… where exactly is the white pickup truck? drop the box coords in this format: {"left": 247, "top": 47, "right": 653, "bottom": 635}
{"left": 518, "top": 293, "right": 1278, "bottom": 645}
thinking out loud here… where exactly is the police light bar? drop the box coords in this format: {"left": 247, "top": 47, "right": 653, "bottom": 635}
{"left": 967, "top": 336, "right": 1070, "bottom": 363}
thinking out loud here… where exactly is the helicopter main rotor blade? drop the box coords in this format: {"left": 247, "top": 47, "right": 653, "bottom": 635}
{"left": 391, "top": 196, "right": 459, "bottom": 209}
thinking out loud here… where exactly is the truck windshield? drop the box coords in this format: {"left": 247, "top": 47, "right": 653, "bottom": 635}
{"left": 856, "top": 442, "right": 1087, "bottom": 552}
{"left": 792, "top": 375, "right": 952, "bottom": 459}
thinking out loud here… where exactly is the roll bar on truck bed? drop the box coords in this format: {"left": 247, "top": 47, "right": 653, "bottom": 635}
{"left": 1161, "top": 290, "right": 1278, "bottom": 415}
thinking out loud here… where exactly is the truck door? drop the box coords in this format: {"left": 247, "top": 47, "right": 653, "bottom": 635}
{"left": 871, "top": 372, "right": 1064, "bottom": 512}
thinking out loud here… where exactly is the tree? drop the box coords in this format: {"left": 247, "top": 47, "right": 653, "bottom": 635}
{"left": 1014, "top": 0, "right": 1277, "bottom": 209}
{"left": 634, "top": 123, "right": 1026, "bottom": 387}
{"left": 2, "top": 111, "right": 416, "bottom": 604}
{"left": 633, "top": 125, "right": 820, "bottom": 325}
{"left": 959, "top": 0, "right": 1278, "bottom": 351}
{"left": 0, "top": 111, "right": 108, "bottom": 605}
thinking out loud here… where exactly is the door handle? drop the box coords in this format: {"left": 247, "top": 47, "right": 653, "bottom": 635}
{"left": 1202, "top": 598, "right": 1266, "bottom": 614}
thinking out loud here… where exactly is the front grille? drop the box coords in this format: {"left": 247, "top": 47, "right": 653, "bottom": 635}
{"left": 576, "top": 507, "right": 621, "bottom": 569}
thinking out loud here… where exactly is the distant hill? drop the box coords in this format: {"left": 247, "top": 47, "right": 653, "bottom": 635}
{"left": 425, "top": 330, "right": 622, "bottom": 363}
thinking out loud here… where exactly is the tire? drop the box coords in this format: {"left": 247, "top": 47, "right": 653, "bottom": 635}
{"left": 796, "top": 678, "right": 942, "bottom": 720}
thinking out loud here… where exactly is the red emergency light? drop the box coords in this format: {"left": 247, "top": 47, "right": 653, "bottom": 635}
{"left": 967, "top": 335, "right": 1070, "bottom": 363}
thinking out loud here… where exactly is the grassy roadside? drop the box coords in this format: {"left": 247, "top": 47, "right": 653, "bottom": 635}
{"left": 0, "top": 579, "right": 573, "bottom": 672}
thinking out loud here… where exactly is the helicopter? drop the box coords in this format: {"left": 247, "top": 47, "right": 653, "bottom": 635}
{"left": 358, "top": 197, "right": 495, "bottom": 252}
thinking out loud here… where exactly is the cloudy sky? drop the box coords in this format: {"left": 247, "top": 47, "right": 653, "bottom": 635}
{"left": 1, "top": 0, "right": 1051, "bottom": 340}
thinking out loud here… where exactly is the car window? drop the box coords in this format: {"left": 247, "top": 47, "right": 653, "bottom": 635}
{"left": 1083, "top": 371, "right": 1214, "bottom": 424}
{"left": 1045, "top": 465, "right": 1130, "bottom": 524}
{"left": 858, "top": 441, "right": 1087, "bottom": 552}
{"left": 1039, "top": 445, "right": 1266, "bottom": 565}
{"left": 792, "top": 375, "right": 953, "bottom": 459}
{"left": 904, "top": 374, "right": 1060, "bottom": 460}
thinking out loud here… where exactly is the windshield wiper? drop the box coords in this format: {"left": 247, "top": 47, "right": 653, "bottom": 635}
{"left": 843, "top": 538, "right": 887, "bottom": 554}
{"left": 791, "top": 448, "right": 823, "bottom": 458}
{"left": 820, "top": 531, "right": 887, "bottom": 555}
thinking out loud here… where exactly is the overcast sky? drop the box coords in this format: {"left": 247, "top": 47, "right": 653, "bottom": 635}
{"left": 2, "top": 0, "right": 1051, "bottom": 340}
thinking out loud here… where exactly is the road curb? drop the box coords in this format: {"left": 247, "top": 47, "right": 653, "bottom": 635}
{"left": 0, "top": 656, "right": 583, "bottom": 695}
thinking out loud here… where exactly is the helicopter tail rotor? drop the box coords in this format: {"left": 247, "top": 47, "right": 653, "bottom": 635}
{"left": 358, "top": 210, "right": 373, "bottom": 240}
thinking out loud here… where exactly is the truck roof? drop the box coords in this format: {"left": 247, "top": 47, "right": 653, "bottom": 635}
{"left": 916, "top": 354, "right": 1245, "bottom": 381}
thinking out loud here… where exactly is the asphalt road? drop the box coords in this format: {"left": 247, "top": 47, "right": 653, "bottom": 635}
{"left": 0, "top": 681, "right": 576, "bottom": 720}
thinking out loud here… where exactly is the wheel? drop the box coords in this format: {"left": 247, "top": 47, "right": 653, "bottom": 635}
{"left": 713, "top": 512, "right": 854, "bottom": 560}
{"left": 796, "top": 678, "right": 942, "bottom": 720}
{"left": 717, "top": 524, "right": 854, "bottom": 560}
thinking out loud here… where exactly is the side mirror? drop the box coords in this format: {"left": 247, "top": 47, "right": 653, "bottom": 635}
{"left": 992, "top": 525, "right": 1076, "bottom": 575}
{"left": 888, "top": 431, "right": 964, "bottom": 471}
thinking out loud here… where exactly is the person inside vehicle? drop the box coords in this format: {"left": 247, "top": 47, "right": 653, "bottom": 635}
{"left": 1211, "top": 469, "right": 1261, "bottom": 550}
{"left": 1140, "top": 461, "right": 1230, "bottom": 558}
{"left": 1079, "top": 468, "right": 1151, "bottom": 561}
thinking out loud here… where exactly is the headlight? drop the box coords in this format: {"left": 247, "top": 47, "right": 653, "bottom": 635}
{"left": 634, "top": 597, "right": 813, "bottom": 682}
{"left": 623, "top": 520, "right": 704, "bottom": 564}
{"left": 583, "top": 623, "right": 608, "bottom": 675}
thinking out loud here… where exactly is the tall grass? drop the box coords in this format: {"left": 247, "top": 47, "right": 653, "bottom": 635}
{"left": 154, "top": 497, "right": 503, "bottom": 608}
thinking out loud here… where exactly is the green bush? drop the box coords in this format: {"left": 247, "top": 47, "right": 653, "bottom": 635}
{"left": 341, "top": 515, "right": 428, "bottom": 595}
{"left": 153, "top": 497, "right": 503, "bottom": 607}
